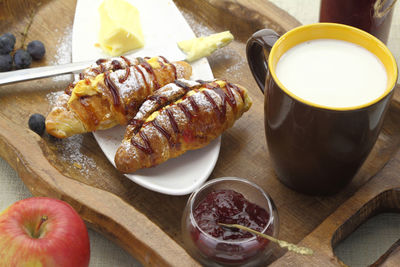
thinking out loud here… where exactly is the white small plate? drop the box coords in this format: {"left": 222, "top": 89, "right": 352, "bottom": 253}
{"left": 72, "top": 0, "right": 220, "bottom": 195}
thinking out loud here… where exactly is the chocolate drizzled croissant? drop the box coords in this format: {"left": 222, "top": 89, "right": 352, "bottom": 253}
{"left": 65, "top": 55, "right": 149, "bottom": 96}
{"left": 114, "top": 79, "right": 252, "bottom": 173}
{"left": 81, "top": 55, "right": 143, "bottom": 80}
{"left": 45, "top": 56, "right": 192, "bottom": 138}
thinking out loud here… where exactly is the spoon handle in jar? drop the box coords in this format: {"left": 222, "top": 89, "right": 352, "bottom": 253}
{"left": 219, "top": 223, "right": 314, "bottom": 255}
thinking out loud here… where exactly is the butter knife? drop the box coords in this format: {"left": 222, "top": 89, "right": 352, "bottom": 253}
{"left": 0, "top": 60, "right": 94, "bottom": 86}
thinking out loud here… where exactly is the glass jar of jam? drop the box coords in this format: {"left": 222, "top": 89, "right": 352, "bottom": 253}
{"left": 181, "top": 177, "right": 279, "bottom": 266}
{"left": 319, "top": 0, "right": 397, "bottom": 44}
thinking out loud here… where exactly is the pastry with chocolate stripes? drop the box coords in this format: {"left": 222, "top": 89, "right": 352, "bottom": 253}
{"left": 45, "top": 56, "right": 192, "bottom": 138}
{"left": 115, "top": 79, "right": 252, "bottom": 173}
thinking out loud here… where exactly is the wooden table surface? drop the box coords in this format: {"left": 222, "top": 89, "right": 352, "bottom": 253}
{"left": 0, "top": 0, "right": 399, "bottom": 266}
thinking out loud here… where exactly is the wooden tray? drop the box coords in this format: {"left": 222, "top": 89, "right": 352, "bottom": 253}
{"left": 1, "top": 0, "right": 400, "bottom": 265}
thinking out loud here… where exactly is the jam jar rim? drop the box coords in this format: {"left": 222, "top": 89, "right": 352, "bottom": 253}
{"left": 188, "top": 176, "right": 275, "bottom": 244}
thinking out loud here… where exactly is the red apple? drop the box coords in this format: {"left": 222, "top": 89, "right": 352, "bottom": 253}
{"left": 0, "top": 197, "right": 90, "bottom": 267}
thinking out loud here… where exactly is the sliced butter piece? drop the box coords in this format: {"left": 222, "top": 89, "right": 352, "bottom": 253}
{"left": 178, "top": 31, "right": 234, "bottom": 62}
{"left": 98, "top": 0, "right": 144, "bottom": 56}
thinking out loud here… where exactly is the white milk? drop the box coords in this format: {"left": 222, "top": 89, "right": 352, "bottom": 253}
{"left": 275, "top": 39, "right": 388, "bottom": 108}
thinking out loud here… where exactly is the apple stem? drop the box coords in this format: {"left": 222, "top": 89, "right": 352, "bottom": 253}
{"left": 34, "top": 215, "right": 48, "bottom": 238}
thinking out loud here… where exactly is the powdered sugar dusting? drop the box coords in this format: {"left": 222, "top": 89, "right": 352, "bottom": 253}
{"left": 213, "top": 46, "right": 245, "bottom": 81}
{"left": 174, "top": 62, "right": 188, "bottom": 79}
{"left": 46, "top": 91, "right": 97, "bottom": 175}
{"left": 55, "top": 135, "right": 97, "bottom": 175}
{"left": 46, "top": 91, "right": 64, "bottom": 108}
{"left": 138, "top": 65, "right": 154, "bottom": 89}
{"left": 82, "top": 56, "right": 140, "bottom": 79}
{"left": 114, "top": 66, "right": 143, "bottom": 98}
{"left": 50, "top": 26, "right": 73, "bottom": 82}
{"left": 181, "top": 10, "right": 214, "bottom": 37}
{"left": 133, "top": 80, "right": 201, "bottom": 122}
{"left": 180, "top": 9, "right": 245, "bottom": 81}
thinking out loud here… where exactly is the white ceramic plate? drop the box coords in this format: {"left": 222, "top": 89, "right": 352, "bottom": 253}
{"left": 72, "top": 0, "right": 220, "bottom": 195}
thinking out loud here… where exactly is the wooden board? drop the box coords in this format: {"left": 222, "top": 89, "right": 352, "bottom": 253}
{"left": 1, "top": 0, "right": 400, "bottom": 265}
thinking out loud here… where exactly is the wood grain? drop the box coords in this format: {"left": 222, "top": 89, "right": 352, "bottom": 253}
{"left": 1, "top": 0, "right": 400, "bottom": 266}
{"left": 271, "top": 163, "right": 400, "bottom": 266}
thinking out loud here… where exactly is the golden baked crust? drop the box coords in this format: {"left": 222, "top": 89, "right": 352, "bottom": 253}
{"left": 45, "top": 56, "right": 192, "bottom": 138}
{"left": 114, "top": 79, "right": 252, "bottom": 173}
{"left": 63, "top": 55, "right": 143, "bottom": 96}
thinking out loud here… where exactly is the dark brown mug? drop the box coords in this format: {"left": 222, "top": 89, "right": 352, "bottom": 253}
{"left": 246, "top": 23, "right": 398, "bottom": 195}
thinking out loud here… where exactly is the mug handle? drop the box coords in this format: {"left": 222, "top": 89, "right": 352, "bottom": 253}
{"left": 246, "top": 29, "right": 280, "bottom": 93}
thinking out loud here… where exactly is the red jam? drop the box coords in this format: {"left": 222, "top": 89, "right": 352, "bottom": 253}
{"left": 194, "top": 189, "right": 269, "bottom": 240}
{"left": 190, "top": 189, "right": 273, "bottom": 265}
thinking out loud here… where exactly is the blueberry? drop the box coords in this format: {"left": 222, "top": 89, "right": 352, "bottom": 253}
{"left": 14, "top": 49, "right": 32, "bottom": 69}
{"left": 3, "top": 33, "right": 16, "bottom": 46}
{"left": 0, "top": 33, "right": 15, "bottom": 54}
{"left": 0, "top": 54, "right": 12, "bottom": 72}
{"left": 27, "top": 40, "right": 45, "bottom": 60}
{"left": 28, "top": 113, "right": 46, "bottom": 136}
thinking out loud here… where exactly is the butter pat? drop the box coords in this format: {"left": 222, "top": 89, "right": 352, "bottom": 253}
{"left": 178, "top": 31, "right": 234, "bottom": 62}
{"left": 98, "top": 0, "right": 144, "bottom": 56}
